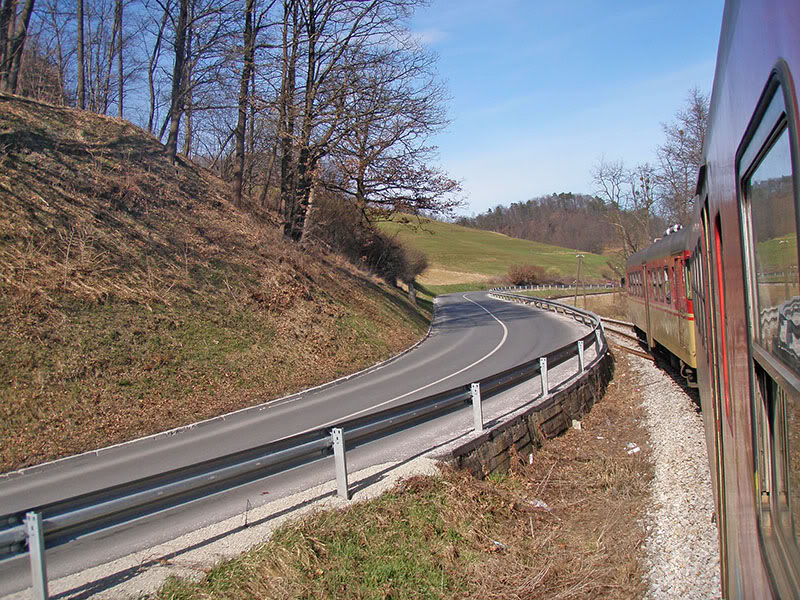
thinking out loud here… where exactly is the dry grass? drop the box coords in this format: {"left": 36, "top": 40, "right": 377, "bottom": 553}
{"left": 156, "top": 352, "right": 651, "bottom": 600}
{"left": 417, "top": 268, "right": 495, "bottom": 286}
{"left": 0, "top": 94, "right": 430, "bottom": 472}
{"left": 567, "top": 292, "right": 629, "bottom": 320}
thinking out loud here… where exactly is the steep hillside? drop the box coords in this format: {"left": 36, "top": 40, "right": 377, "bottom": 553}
{"left": 0, "top": 95, "right": 429, "bottom": 473}
{"left": 379, "top": 216, "right": 613, "bottom": 286}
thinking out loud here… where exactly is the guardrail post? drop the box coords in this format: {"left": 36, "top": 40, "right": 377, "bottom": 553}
{"left": 578, "top": 340, "right": 585, "bottom": 374}
{"left": 25, "top": 512, "right": 48, "bottom": 600}
{"left": 331, "top": 428, "right": 349, "bottom": 500}
{"left": 540, "top": 357, "right": 549, "bottom": 395}
{"left": 595, "top": 326, "right": 603, "bottom": 351}
{"left": 471, "top": 383, "right": 483, "bottom": 433}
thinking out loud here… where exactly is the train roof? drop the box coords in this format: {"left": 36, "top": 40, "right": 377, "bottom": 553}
{"left": 626, "top": 226, "right": 690, "bottom": 269}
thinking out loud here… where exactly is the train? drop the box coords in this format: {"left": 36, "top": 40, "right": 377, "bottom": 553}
{"left": 626, "top": 0, "right": 800, "bottom": 596}
{"left": 626, "top": 224, "right": 697, "bottom": 387}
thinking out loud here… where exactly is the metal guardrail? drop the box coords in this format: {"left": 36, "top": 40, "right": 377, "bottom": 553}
{"left": 493, "top": 283, "right": 620, "bottom": 291}
{"left": 1, "top": 291, "right": 607, "bottom": 599}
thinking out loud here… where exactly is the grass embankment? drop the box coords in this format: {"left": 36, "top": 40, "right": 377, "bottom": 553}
{"left": 0, "top": 94, "right": 429, "bottom": 472}
{"left": 157, "top": 351, "right": 650, "bottom": 600}
{"left": 379, "top": 216, "right": 612, "bottom": 288}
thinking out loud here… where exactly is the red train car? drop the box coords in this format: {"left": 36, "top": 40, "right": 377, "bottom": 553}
{"left": 687, "top": 0, "right": 800, "bottom": 596}
{"left": 626, "top": 225, "right": 697, "bottom": 386}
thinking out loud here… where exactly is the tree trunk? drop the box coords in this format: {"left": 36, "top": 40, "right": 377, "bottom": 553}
{"left": 102, "top": 3, "right": 119, "bottom": 114}
{"left": 46, "top": 0, "right": 66, "bottom": 103}
{"left": 147, "top": 6, "right": 168, "bottom": 133}
{"left": 258, "top": 137, "right": 279, "bottom": 209}
{"left": 77, "top": 0, "right": 85, "bottom": 108}
{"left": 182, "top": 1, "right": 193, "bottom": 156}
{"left": 279, "top": 0, "right": 298, "bottom": 236}
{"left": 116, "top": 0, "right": 123, "bottom": 118}
{"left": 3, "top": 0, "right": 34, "bottom": 94}
{"left": 165, "top": 0, "right": 189, "bottom": 162}
{"left": 408, "top": 280, "right": 416, "bottom": 304}
{"left": 246, "top": 65, "right": 256, "bottom": 198}
{"left": 288, "top": 0, "right": 316, "bottom": 241}
{"left": 231, "top": 0, "right": 255, "bottom": 207}
{"left": 0, "top": 0, "right": 15, "bottom": 91}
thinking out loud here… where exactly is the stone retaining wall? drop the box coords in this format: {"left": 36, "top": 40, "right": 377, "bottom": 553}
{"left": 445, "top": 352, "right": 615, "bottom": 478}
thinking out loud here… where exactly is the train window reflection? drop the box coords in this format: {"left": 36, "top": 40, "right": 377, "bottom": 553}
{"left": 746, "top": 127, "right": 799, "bottom": 374}
{"left": 754, "top": 367, "right": 800, "bottom": 553}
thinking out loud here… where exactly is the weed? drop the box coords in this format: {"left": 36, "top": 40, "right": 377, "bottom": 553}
{"left": 151, "top": 354, "right": 651, "bottom": 600}
{"left": 0, "top": 95, "right": 430, "bottom": 472}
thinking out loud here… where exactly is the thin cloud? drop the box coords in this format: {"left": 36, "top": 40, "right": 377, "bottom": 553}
{"left": 412, "top": 28, "right": 448, "bottom": 46}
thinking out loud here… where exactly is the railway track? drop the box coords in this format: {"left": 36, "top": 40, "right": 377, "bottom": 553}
{"left": 599, "top": 318, "right": 654, "bottom": 362}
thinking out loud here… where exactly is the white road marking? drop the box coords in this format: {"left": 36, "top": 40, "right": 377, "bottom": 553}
{"left": 308, "top": 293, "right": 510, "bottom": 429}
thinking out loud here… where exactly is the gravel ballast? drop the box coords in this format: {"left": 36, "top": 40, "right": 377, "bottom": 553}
{"left": 631, "top": 355, "right": 722, "bottom": 599}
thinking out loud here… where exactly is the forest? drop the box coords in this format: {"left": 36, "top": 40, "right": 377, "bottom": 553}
{"left": 455, "top": 192, "right": 625, "bottom": 255}
{"left": 0, "top": 0, "right": 460, "bottom": 251}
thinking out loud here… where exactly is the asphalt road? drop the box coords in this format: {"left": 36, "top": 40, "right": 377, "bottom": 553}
{"left": 0, "top": 291, "right": 589, "bottom": 596}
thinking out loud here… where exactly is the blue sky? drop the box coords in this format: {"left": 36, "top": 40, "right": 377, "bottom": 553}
{"left": 410, "top": 1, "right": 725, "bottom": 216}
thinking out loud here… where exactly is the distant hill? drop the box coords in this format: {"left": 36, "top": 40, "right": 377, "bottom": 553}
{"left": 0, "top": 94, "right": 428, "bottom": 472}
{"left": 378, "top": 216, "right": 613, "bottom": 287}
{"left": 455, "top": 193, "right": 619, "bottom": 254}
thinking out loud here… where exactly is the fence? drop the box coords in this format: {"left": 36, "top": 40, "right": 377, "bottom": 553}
{"left": 0, "top": 290, "right": 607, "bottom": 600}
{"left": 492, "top": 283, "right": 619, "bottom": 291}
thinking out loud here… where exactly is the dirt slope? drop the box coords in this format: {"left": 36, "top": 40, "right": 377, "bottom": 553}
{"left": 0, "top": 94, "right": 429, "bottom": 473}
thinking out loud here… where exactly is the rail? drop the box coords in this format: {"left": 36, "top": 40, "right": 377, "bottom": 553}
{"left": 493, "top": 283, "right": 619, "bottom": 292}
{"left": 1, "top": 291, "right": 607, "bottom": 600}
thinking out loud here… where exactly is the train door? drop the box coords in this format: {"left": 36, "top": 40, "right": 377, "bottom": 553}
{"left": 738, "top": 74, "right": 800, "bottom": 596}
{"left": 644, "top": 266, "right": 654, "bottom": 349}
{"left": 675, "top": 259, "right": 686, "bottom": 350}
{"left": 702, "top": 199, "right": 730, "bottom": 596}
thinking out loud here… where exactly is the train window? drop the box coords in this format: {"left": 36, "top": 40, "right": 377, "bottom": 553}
{"left": 745, "top": 126, "right": 799, "bottom": 371}
{"left": 665, "top": 266, "right": 672, "bottom": 305}
{"left": 740, "top": 78, "right": 800, "bottom": 590}
{"left": 685, "top": 260, "right": 693, "bottom": 302}
{"left": 693, "top": 248, "right": 705, "bottom": 347}
{"left": 657, "top": 268, "right": 663, "bottom": 302}
{"left": 753, "top": 360, "right": 800, "bottom": 565}
{"left": 651, "top": 269, "right": 656, "bottom": 300}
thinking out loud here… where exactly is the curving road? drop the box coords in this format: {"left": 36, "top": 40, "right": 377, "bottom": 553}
{"left": 0, "top": 291, "right": 589, "bottom": 595}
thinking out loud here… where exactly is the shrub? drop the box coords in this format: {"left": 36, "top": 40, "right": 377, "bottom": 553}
{"left": 506, "top": 264, "right": 549, "bottom": 286}
{"left": 308, "top": 191, "right": 427, "bottom": 285}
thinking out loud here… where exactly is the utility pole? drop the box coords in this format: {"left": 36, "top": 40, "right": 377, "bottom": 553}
{"left": 574, "top": 254, "right": 584, "bottom": 307}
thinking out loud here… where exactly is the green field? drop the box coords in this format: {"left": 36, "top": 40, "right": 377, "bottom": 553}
{"left": 756, "top": 234, "right": 797, "bottom": 272}
{"left": 379, "top": 216, "right": 613, "bottom": 286}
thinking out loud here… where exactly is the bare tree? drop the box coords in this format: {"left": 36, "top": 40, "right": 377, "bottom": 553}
{"left": 593, "top": 158, "right": 638, "bottom": 258}
{"left": 0, "top": 0, "right": 35, "bottom": 93}
{"left": 145, "top": 0, "right": 169, "bottom": 133}
{"left": 0, "top": 0, "right": 15, "bottom": 89}
{"left": 324, "top": 44, "right": 460, "bottom": 224}
{"left": 115, "top": 0, "right": 123, "bottom": 117}
{"left": 160, "top": 0, "right": 237, "bottom": 161}
{"left": 657, "top": 87, "right": 708, "bottom": 224}
{"left": 279, "top": 0, "right": 437, "bottom": 241}
{"left": 77, "top": 0, "right": 85, "bottom": 107}
{"left": 278, "top": 0, "right": 299, "bottom": 229}
{"left": 231, "top": 0, "right": 256, "bottom": 206}
{"left": 41, "top": 0, "right": 71, "bottom": 103}
{"left": 165, "top": 0, "right": 188, "bottom": 161}
{"left": 627, "top": 162, "right": 658, "bottom": 245}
